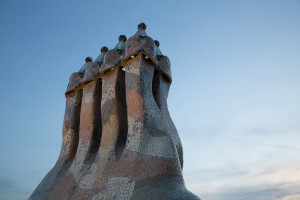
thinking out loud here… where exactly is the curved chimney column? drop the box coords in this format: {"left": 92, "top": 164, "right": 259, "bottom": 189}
{"left": 51, "top": 78, "right": 102, "bottom": 199}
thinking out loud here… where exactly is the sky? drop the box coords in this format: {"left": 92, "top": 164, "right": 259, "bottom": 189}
{"left": 0, "top": 0, "right": 300, "bottom": 199}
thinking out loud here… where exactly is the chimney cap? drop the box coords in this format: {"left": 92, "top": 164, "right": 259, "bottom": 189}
{"left": 85, "top": 56, "right": 93, "bottom": 63}
{"left": 101, "top": 46, "right": 108, "bottom": 52}
{"left": 138, "top": 22, "right": 146, "bottom": 30}
{"left": 119, "top": 35, "right": 127, "bottom": 42}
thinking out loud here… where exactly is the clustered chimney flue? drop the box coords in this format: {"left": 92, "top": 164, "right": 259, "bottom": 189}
{"left": 29, "top": 22, "right": 200, "bottom": 200}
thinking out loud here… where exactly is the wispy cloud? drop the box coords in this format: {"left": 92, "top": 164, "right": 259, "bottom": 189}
{"left": 260, "top": 143, "right": 300, "bottom": 152}
{"left": 182, "top": 122, "right": 300, "bottom": 200}
{"left": 207, "top": 182, "right": 300, "bottom": 200}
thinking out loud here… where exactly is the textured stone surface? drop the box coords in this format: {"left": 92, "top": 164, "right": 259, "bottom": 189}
{"left": 29, "top": 90, "right": 82, "bottom": 200}
{"left": 29, "top": 23, "right": 200, "bottom": 200}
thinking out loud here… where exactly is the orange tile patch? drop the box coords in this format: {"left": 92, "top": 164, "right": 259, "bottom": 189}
{"left": 126, "top": 89, "right": 144, "bottom": 119}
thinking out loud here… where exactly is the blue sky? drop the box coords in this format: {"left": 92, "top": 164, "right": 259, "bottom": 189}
{"left": 0, "top": 0, "right": 300, "bottom": 199}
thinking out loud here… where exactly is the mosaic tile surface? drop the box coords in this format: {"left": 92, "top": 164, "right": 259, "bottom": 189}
{"left": 29, "top": 23, "right": 200, "bottom": 200}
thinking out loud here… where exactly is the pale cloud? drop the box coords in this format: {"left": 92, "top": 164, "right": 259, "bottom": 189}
{"left": 179, "top": 97, "right": 300, "bottom": 199}
{"left": 204, "top": 182, "right": 300, "bottom": 200}
{"left": 181, "top": 123, "right": 300, "bottom": 200}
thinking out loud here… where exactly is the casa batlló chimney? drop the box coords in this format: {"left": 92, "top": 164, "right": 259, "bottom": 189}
{"left": 29, "top": 23, "right": 201, "bottom": 200}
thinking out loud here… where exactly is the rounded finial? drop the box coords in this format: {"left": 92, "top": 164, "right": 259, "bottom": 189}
{"left": 85, "top": 56, "right": 93, "bottom": 63}
{"left": 138, "top": 22, "right": 146, "bottom": 30}
{"left": 119, "top": 35, "right": 127, "bottom": 42}
{"left": 154, "top": 40, "right": 160, "bottom": 47}
{"left": 101, "top": 46, "right": 108, "bottom": 52}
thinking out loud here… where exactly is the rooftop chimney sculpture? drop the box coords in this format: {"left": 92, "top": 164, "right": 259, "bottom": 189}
{"left": 29, "top": 23, "right": 200, "bottom": 200}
